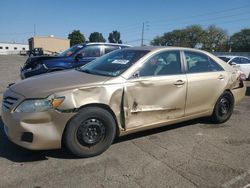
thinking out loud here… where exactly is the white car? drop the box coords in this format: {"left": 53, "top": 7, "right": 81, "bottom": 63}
{"left": 218, "top": 55, "right": 250, "bottom": 79}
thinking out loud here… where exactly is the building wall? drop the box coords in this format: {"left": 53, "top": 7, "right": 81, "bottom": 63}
{"left": 29, "top": 36, "right": 70, "bottom": 54}
{"left": 0, "top": 43, "right": 29, "bottom": 55}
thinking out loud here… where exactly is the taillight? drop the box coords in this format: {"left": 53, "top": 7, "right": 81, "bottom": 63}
{"left": 239, "top": 71, "right": 246, "bottom": 81}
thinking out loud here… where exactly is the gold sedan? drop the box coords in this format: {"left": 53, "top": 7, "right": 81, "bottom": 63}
{"left": 1, "top": 47, "right": 246, "bottom": 157}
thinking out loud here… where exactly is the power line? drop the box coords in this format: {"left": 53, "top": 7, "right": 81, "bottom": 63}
{"left": 149, "top": 4, "right": 250, "bottom": 24}
{"left": 105, "top": 4, "right": 250, "bottom": 44}
{"left": 150, "top": 11, "right": 250, "bottom": 27}
{"left": 148, "top": 18, "right": 250, "bottom": 43}
{"left": 0, "top": 32, "right": 34, "bottom": 36}
{"left": 150, "top": 16, "right": 250, "bottom": 33}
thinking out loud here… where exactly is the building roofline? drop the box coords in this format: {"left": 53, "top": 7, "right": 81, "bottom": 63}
{"left": 0, "top": 42, "right": 28, "bottom": 45}
{"left": 29, "top": 36, "right": 69, "bottom": 41}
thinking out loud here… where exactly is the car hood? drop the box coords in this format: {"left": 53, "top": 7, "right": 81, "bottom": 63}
{"left": 10, "top": 70, "right": 111, "bottom": 98}
{"left": 24, "top": 56, "right": 70, "bottom": 69}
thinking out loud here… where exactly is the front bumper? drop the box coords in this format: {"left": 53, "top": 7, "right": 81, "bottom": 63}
{"left": 1, "top": 89, "right": 75, "bottom": 150}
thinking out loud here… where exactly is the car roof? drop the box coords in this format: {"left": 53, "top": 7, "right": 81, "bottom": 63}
{"left": 123, "top": 46, "right": 211, "bottom": 53}
{"left": 84, "top": 42, "right": 131, "bottom": 47}
{"left": 218, "top": 55, "right": 250, "bottom": 59}
{"left": 218, "top": 55, "right": 237, "bottom": 58}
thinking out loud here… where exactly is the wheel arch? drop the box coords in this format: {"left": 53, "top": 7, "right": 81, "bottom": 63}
{"left": 61, "top": 103, "right": 120, "bottom": 147}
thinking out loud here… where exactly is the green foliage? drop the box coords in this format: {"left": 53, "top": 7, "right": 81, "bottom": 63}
{"left": 68, "top": 30, "right": 85, "bottom": 46}
{"left": 108, "top": 31, "right": 122, "bottom": 44}
{"left": 151, "top": 25, "right": 230, "bottom": 52}
{"left": 202, "top": 25, "right": 229, "bottom": 52}
{"left": 151, "top": 25, "right": 206, "bottom": 48}
{"left": 89, "top": 32, "right": 106, "bottom": 42}
{"left": 230, "top": 29, "right": 250, "bottom": 52}
{"left": 185, "top": 25, "right": 206, "bottom": 48}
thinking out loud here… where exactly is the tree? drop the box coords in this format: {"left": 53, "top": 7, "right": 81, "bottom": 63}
{"left": 202, "top": 25, "right": 229, "bottom": 52}
{"left": 151, "top": 36, "right": 165, "bottom": 46}
{"left": 185, "top": 25, "right": 206, "bottom": 48}
{"left": 151, "top": 29, "right": 188, "bottom": 46}
{"left": 68, "top": 30, "right": 85, "bottom": 46}
{"left": 150, "top": 25, "right": 205, "bottom": 48}
{"left": 89, "top": 32, "right": 106, "bottom": 42}
{"left": 108, "top": 31, "right": 122, "bottom": 43}
{"left": 230, "top": 29, "right": 250, "bottom": 52}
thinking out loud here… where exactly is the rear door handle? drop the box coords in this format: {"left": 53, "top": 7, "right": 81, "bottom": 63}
{"left": 174, "top": 80, "right": 185, "bottom": 86}
{"left": 218, "top": 75, "right": 225, "bottom": 80}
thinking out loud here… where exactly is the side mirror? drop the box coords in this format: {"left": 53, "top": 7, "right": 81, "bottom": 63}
{"left": 229, "top": 62, "right": 237, "bottom": 66}
{"left": 131, "top": 71, "right": 140, "bottom": 79}
{"left": 75, "top": 53, "right": 83, "bottom": 60}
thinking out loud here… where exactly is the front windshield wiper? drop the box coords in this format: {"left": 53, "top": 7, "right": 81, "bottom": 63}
{"left": 79, "top": 68, "right": 113, "bottom": 77}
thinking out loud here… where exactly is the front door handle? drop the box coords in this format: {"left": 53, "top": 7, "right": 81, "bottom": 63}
{"left": 218, "top": 75, "right": 225, "bottom": 80}
{"left": 174, "top": 80, "right": 185, "bottom": 86}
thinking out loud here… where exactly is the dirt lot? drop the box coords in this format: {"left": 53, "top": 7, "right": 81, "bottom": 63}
{"left": 0, "top": 55, "right": 250, "bottom": 188}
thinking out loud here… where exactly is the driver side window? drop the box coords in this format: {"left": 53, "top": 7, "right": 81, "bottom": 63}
{"left": 138, "top": 51, "right": 182, "bottom": 77}
{"left": 78, "top": 46, "right": 101, "bottom": 58}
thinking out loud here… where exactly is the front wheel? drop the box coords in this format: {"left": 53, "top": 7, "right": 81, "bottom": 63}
{"left": 211, "top": 91, "right": 234, "bottom": 123}
{"left": 64, "top": 107, "right": 116, "bottom": 158}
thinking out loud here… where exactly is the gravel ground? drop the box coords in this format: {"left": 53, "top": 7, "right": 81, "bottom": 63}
{"left": 0, "top": 55, "right": 250, "bottom": 188}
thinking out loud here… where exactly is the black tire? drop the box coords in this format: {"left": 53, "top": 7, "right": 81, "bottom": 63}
{"left": 211, "top": 91, "right": 234, "bottom": 123}
{"left": 64, "top": 107, "right": 116, "bottom": 158}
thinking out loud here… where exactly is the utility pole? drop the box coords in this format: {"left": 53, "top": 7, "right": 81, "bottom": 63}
{"left": 34, "top": 24, "right": 36, "bottom": 36}
{"left": 141, "top": 21, "right": 149, "bottom": 46}
{"left": 141, "top": 22, "right": 144, "bottom": 46}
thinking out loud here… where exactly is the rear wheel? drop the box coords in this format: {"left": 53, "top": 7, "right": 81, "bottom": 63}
{"left": 211, "top": 91, "right": 234, "bottom": 123}
{"left": 64, "top": 107, "right": 116, "bottom": 158}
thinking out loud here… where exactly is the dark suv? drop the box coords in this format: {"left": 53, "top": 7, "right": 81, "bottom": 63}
{"left": 20, "top": 43, "right": 130, "bottom": 79}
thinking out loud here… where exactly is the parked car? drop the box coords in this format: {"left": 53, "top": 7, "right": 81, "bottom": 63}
{"left": 20, "top": 43, "right": 130, "bottom": 79}
{"left": 218, "top": 55, "right": 250, "bottom": 80}
{"left": 2, "top": 47, "right": 246, "bottom": 157}
{"left": 28, "top": 48, "right": 44, "bottom": 57}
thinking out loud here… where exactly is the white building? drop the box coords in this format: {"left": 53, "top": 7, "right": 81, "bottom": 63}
{"left": 0, "top": 42, "right": 29, "bottom": 55}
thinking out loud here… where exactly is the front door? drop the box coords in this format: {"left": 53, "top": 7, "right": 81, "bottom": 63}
{"left": 124, "top": 50, "right": 187, "bottom": 130}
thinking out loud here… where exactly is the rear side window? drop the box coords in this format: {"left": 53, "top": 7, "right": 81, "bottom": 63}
{"left": 240, "top": 58, "right": 250, "bottom": 64}
{"left": 184, "top": 51, "right": 223, "bottom": 73}
{"left": 104, "top": 46, "right": 119, "bottom": 54}
{"left": 231, "top": 57, "right": 241, "bottom": 64}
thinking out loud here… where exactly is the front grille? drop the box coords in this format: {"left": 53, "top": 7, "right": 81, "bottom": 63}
{"left": 2, "top": 96, "right": 18, "bottom": 111}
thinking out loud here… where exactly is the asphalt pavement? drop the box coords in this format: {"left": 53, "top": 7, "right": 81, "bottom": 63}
{"left": 0, "top": 55, "right": 249, "bottom": 188}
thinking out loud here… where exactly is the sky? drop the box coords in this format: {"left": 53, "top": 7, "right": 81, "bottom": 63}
{"left": 0, "top": 0, "right": 250, "bottom": 46}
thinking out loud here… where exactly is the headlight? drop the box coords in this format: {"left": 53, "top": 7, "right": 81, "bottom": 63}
{"left": 33, "top": 63, "right": 42, "bottom": 70}
{"left": 15, "top": 97, "right": 65, "bottom": 113}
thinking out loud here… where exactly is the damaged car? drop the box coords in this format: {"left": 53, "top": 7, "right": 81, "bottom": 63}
{"left": 20, "top": 43, "right": 130, "bottom": 79}
{"left": 2, "top": 47, "right": 246, "bottom": 157}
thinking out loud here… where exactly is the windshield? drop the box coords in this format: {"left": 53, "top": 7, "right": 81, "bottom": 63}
{"left": 218, "top": 56, "right": 231, "bottom": 62}
{"left": 80, "top": 49, "right": 149, "bottom": 77}
{"left": 59, "top": 45, "right": 84, "bottom": 57}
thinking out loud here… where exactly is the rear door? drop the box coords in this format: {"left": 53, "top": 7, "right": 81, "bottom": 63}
{"left": 183, "top": 51, "right": 227, "bottom": 116}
